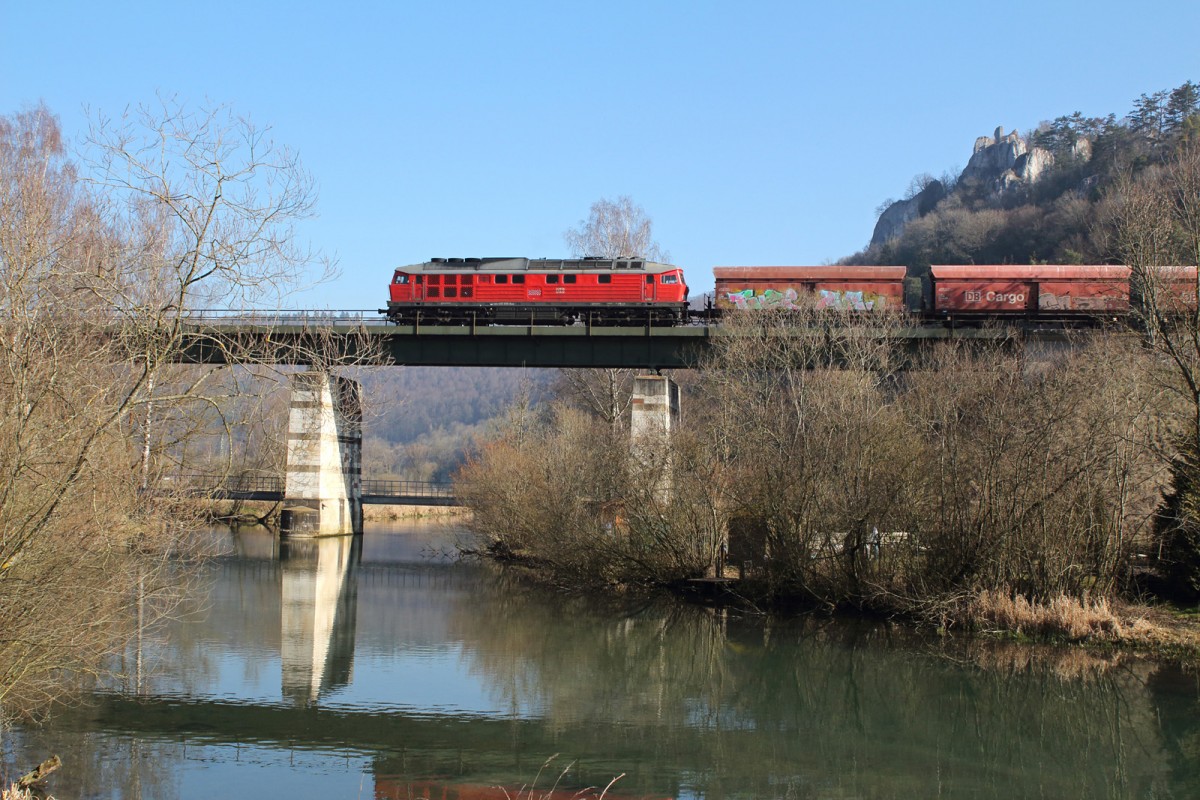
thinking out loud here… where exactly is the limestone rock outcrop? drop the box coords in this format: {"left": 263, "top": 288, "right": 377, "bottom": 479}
{"left": 872, "top": 196, "right": 921, "bottom": 246}
{"left": 1071, "top": 138, "right": 1092, "bottom": 161}
{"left": 871, "top": 125, "right": 1069, "bottom": 245}
{"left": 962, "top": 126, "right": 1027, "bottom": 182}
{"left": 870, "top": 179, "right": 945, "bottom": 246}
{"left": 1014, "top": 147, "right": 1054, "bottom": 183}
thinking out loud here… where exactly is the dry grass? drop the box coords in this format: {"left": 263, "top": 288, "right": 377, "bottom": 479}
{"left": 2, "top": 786, "right": 38, "bottom": 800}
{"left": 961, "top": 589, "right": 1171, "bottom": 644}
{"left": 363, "top": 504, "right": 470, "bottom": 521}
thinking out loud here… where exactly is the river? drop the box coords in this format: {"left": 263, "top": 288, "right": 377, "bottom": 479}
{"left": 3, "top": 522, "right": 1200, "bottom": 799}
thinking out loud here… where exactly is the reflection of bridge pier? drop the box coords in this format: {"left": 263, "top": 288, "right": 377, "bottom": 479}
{"left": 280, "top": 534, "right": 361, "bottom": 705}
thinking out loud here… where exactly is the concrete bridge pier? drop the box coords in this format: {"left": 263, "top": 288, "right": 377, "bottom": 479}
{"left": 631, "top": 375, "right": 680, "bottom": 499}
{"left": 281, "top": 370, "right": 363, "bottom": 536}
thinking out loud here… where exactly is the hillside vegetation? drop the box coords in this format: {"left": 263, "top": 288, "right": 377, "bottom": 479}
{"left": 360, "top": 367, "right": 551, "bottom": 481}
{"left": 848, "top": 80, "right": 1199, "bottom": 269}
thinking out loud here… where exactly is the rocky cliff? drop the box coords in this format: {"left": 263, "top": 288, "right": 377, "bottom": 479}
{"left": 870, "top": 125, "right": 1073, "bottom": 246}
{"left": 872, "top": 180, "right": 946, "bottom": 245}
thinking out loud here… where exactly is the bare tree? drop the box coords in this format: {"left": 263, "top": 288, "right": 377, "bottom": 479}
{"left": 563, "top": 195, "right": 669, "bottom": 262}
{"left": 1101, "top": 141, "right": 1200, "bottom": 598}
{"left": 560, "top": 196, "right": 671, "bottom": 427}
{"left": 0, "top": 99, "right": 358, "bottom": 715}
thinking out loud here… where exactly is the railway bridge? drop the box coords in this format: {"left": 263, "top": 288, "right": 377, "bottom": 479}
{"left": 171, "top": 311, "right": 1080, "bottom": 535}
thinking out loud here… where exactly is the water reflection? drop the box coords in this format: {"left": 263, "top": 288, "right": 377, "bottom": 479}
{"left": 5, "top": 523, "right": 1200, "bottom": 800}
{"left": 279, "top": 535, "right": 361, "bottom": 705}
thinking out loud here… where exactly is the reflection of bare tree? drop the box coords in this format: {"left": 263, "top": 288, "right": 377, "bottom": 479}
{"left": 4, "top": 725, "right": 184, "bottom": 800}
{"left": 447, "top": 583, "right": 1177, "bottom": 798}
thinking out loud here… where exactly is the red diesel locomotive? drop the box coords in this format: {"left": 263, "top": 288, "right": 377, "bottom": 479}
{"left": 383, "top": 257, "right": 689, "bottom": 325}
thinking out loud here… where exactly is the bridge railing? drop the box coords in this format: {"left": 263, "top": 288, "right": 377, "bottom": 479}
{"left": 172, "top": 475, "right": 456, "bottom": 500}
{"left": 174, "top": 474, "right": 286, "bottom": 495}
{"left": 174, "top": 309, "right": 390, "bottom": 326}
{"left": 361, "top": 479, "right": 455, "bottom": 499}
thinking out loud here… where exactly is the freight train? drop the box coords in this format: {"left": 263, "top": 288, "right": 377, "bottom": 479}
{"left": 384, "top": 258, "right": 1196, "bottom": 325}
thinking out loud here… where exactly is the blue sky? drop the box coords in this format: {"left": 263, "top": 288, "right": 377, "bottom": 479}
{"left": 2, "top": 0, "right": 1198, "bottom": 307}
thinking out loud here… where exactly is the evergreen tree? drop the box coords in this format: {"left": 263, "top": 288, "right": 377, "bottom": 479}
{"left": 1130, "top": 90, "right": 1170, "bottom": 139}
{"left": 1167, "top": 80, "right": 1200, "bottom": 133}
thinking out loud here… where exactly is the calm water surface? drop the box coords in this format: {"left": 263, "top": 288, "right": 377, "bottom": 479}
{"left": 4, "top": 522, "right": 1200, "bottom": 799}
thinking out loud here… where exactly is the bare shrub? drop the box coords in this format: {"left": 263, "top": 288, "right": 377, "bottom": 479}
{"left": 696, "top": 307, "right": 922, "bottom": 605}
{"left": 457, "top": 397, "right": 724, "bottom": 587}
{"left": 456, "top": 403, "right": 619, "bottom": 579}
{"left": 1099, "top": 141, "right": 1200, "bottom": 599}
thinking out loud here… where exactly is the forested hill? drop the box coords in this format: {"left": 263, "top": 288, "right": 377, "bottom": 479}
{"left": 357, "top": 367, "right": 552, "bottom": 481}
{"left": 845, "top": 80, "right": 1199, "bottom": 271}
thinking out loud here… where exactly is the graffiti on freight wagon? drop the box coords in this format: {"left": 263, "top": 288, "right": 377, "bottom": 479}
{"left": 724, "top": 287, "right": 889, "bottom": 311}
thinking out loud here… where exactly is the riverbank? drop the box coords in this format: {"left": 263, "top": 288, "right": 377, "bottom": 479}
{"left": 473, "top": 545, "right": 1200, "bottom": 662}
{"left": 201, "top": 500, "right": 470, "bottom": 527}
{"left": 955, "top": 590, "right": 1200, "bottom": 659}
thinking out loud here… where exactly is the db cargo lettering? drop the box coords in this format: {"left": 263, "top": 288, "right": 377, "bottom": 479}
{"left": 964, "top": 290, "right": 1025, "bottom": 305}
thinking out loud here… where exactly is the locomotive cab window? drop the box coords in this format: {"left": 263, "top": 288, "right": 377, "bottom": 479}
{"left": 646, "top": 275, "right": 655, "bottom": 284}
{"left": 394, "top": 274, "right": 409, "bottom": 284}
{"left": 662, "top": 275, "right": 678, "bottom": 284}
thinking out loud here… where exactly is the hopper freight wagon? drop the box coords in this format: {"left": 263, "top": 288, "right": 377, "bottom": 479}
{"left": 1136, "top": 266, "right": 1200, "bottom": 313}
{"left": 713, "top": 266, "right": 908, "bottom": 313}
{"left": 929, "top": 265, "right": 1133, "bottom": 318}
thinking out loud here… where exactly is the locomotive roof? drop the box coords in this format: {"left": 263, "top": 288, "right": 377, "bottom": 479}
{"left": 395, "top": 257, "right": 679, "bottom": 273}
